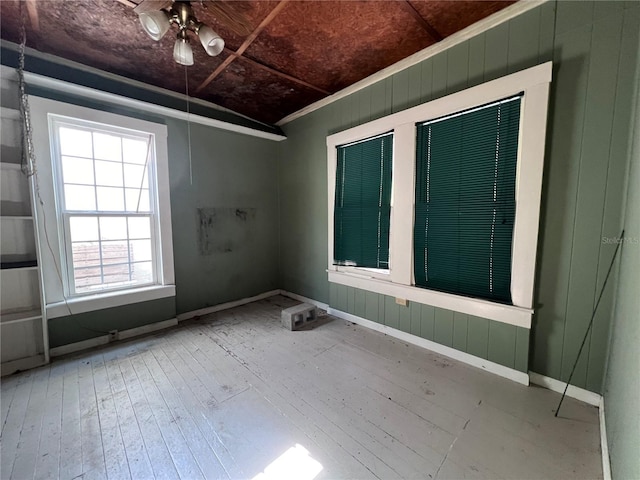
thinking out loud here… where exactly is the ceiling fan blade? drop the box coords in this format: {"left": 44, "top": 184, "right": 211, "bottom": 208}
{"left": 133, "top": 0, "right": 172, "bottom": 14}
{"left": 203, "top": 1, "right": 253, "bottom": 36}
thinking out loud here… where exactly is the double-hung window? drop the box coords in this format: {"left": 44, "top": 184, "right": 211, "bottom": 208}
{"left": 414, "top": 96, "right": 521, "bottom": 303}
{"left": 29, "top": 96, "right": 174, "bottom": 317}
{"left": 327, "top": 62, "right": 552, "bottom": 328}
{"left": 51, "top": 118, "right": 157, "bottom": 294}
{"left": 333, "top": 133, "right": 392, "bottom": 270}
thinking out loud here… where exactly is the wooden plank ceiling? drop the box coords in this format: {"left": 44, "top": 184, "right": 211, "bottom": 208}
{"left": 0, "top": 0, "right": 515, "bottom": 125}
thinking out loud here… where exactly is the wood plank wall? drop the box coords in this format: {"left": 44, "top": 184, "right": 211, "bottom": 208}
{"left": 278, "top": 1, "right": 640, "bottom": 392}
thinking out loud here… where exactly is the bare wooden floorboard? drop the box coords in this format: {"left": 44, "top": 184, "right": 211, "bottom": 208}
{"left": 200, "top": 318, "right": 442, "bottom": 478}
{"left": 0, "top": 296, "right": 602, "bottom": 480}
{"left": 58, "top": 356, "right": 83, "bottom": 480}
{"left": 115, "top": 354, "right": 180, "bottom": 480}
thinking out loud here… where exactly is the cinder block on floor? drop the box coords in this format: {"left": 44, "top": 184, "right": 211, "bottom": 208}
{"left": 281, "top": 303, "right": 318, "bottom": 330}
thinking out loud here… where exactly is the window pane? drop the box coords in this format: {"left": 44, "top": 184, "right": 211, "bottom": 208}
{"left": 71, "top": 242, "right": 101, "bottom": 268}
{"left": 128, "top": 217, "right": 151, "bottom": 239}
{"left": 101, "top": 240, "right": 129, "bottom": 265}
{"left": 93, "top": 132, "right": 122, "bottom": 162}
{"left": 74, "top": 265, "right": 102, "bottom": 287}
{"left": 69, "top": 217, "right": 99, "bottom": 242}
{"left": 99, "top": 217, "right": 127, "bottom": 240}
{"left": 102, "top": 264, "right": 130, "bottom": 284}
{"left": 413, "top": 97, "right": 520, "bottom": 303}
{"left": 122, "top": 137, "right": 149, "bottom": 165}
{"left": 62, "top": 156, "right": 94, "bottom": 185}
{"left": 95, "top": 160, "right": 123, "bottom": 187}
{"left": 123, "top": 164, "right": 147, "bottom": 188}
{"left": 64, "top": 185, "right": 96, "bottom": 211}
{"left": 129, "top": 239, "right": 152, "bottom": 262}
{"left": 125, "top": 188, "right": 150, "bottom": 212}
{"left": 97, "top": 187, "right": 125, "bottom": 211}
{"left": 59, "top": 127, "right": 92, "bottom": 158}
{"left": 334, "top": 133, "right": 393, "bottom": 269}
{"left": 131, "top": 261, "right": 153, "bottom": 284}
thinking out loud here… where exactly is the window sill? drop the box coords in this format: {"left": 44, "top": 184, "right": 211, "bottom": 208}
{"left": 46, "top": 284, "right": 175, "bottom": 319}
{"left": 328, "top": 270, "right": 532, "bottom": 329}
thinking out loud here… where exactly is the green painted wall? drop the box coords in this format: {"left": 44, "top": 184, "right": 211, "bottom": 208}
{"left": 278, "top": 1, "right": 640, "bottom": 389}
{"left": 48, "top": 297, "right": 176, "bottom": 348}
{"left": 603, "top": 34, "right": 640, "bottom": 480}
{"left": 167, "top": 119, "right": 280, "bottom": 315}
{"left": 47, "top": 118, "right": 279, "bottom": 347}
{"left": 13, "top": 65, "right": 281, "bottom": 347}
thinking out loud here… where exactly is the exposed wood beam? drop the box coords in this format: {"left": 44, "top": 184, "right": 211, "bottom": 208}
{"left": 25, "top": 0, "right": 39, "bottom": 31}
{"left": 401, "top": 1, "right": 443, "bottom": 42}
{"left": 234, "top": 52, "right": 331, "bottom": 96}
{"left": 115, "top": 0, "right": 137, "bottom": 8}
{"left": 195, "top": 0, "right": 290, "bottom": 94}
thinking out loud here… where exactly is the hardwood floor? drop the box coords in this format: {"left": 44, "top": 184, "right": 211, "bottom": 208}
{"left": 0, "top": 295, "right": 602, "bottom": 479}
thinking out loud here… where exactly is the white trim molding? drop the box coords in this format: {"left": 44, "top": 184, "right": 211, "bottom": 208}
{"left": 0, "top": 354, "right": 47, "bottom": 377}
{"left": 599, "top": 397, "right": 612, "bottom": 480}
{"left": 327, "top": 62, "right": 552, "bottom": 329}
{"left": 177, "top": 289, "right": 282, "bottom": 321}
{"left": 528, "top": 372, "right": 602, "bottom": 407}
{"left": 17, "top": 69, "right": 286, "bottom": 142}
{"left": 49, "top": 317, "right": 178, "bottom": 357}
{"left": 277, "top": 0, "right": 548, "bottom": 125}
{"left": 47, "top": 285, "right": 176, "bottom": 319}
{"left": 279, "top": 290, "right": 330, "bottom": 311}
{"left": 328, "top": 307, "right": 530, "bottom": 385}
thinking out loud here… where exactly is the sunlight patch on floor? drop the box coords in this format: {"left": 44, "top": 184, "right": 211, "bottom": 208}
{"left": 252, "top": 444, "right": 323, "bottom": 480}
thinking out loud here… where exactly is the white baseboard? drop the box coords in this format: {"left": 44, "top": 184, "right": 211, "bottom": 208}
{"left": 528, "top": 372, "right": 602, "bottom": 407}
{"left": 328, "top": 307, "right": 530, "bottom": 386}
{"left": 1, "top": 354, "right": 47, "bottom": 377}
{"left": 176, "top": 290, "right": 282, "bottom": 322}
{"left": 49, "top": 317, "right": 178, "bottom": 357}
{"left": 279, "top": 290, "right": 330, "bottom": 311}
{"left": 599, "top": 397, "right": 612, "bottom": 480}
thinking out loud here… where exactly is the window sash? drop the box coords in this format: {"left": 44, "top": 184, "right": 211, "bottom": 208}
{"left": 334, "top": 133, "right": 393, "bottom": 269}
{"left": 50, "top": 117, "right": 161, "bottom": 297}
{"left": 414, "top": 96, "right": 521, "bottom": 303}
{"left": 61, "top": 212, "right": 158, "bottom": 295}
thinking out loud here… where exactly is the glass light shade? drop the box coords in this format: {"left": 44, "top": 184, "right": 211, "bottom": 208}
{"left": 138, "top": 11, "right": 170, "bottom": 41}
{"left": 197, "top": 25, "right": 225, "bottom": 56}
{"left": 173, "top": 38, "right": 194, "bottom": 66}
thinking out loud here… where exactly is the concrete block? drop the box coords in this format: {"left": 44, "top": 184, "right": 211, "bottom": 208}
{"left": 281, "top": 303, "right": 318, "bottom": 331}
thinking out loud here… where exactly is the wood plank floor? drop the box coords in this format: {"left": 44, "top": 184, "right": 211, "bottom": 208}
{"left": 0, "top": 295, "right": 602, "bottom": 479}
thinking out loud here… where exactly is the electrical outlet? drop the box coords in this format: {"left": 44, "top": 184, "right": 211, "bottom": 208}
{"left": 395, "top": 297, "right": 408, "bottom": 306}
{"left": 109, "top": 330, "right": 119, "bottom": 342}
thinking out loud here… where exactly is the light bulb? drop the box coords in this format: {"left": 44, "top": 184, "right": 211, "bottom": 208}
{"left": 173, "top": 38, "right": 194, "bottom": 66}
{"left": 197, "top": 24, "right": 224, "bottom": 56}
{"left": 138, "top": 11, "right": 170, "bottom": 41}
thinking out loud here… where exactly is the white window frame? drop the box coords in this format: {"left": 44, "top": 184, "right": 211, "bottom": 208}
{"left": 29, "top": 96, "right": 175, "bottom": 319}
{"left": 327, "top": 62, "right": 552, "bottom": 329}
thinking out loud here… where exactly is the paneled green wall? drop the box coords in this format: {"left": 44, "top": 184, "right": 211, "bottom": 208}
{"left": 330, "top": 284, "right": 530, "bottom": 372}
{"left": 279, "top": 1, "right": 640, "bottom": 392}
{"left": 603, "top": 40, "right": 640, "bottom": 479}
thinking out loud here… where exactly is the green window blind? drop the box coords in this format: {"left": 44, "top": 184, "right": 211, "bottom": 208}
{"left": 414, "top": 96, "right": 521, "bottom": 303}
{"left": 334, "top": 133, "right": 392, "bottom": 269}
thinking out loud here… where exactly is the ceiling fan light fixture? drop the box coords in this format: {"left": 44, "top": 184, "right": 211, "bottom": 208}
{"left": 196, "top": 24, "right": 225, "bottom": 57}
{"left": 139, "top": 10, "right": 171, "bottom": 41}
{"left": 173, "top": 35, "right": 194, "bottom": 66}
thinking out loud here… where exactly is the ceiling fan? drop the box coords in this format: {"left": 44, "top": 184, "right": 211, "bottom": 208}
{"left": 136, "top": 0, "right": 252, "bottom": 66}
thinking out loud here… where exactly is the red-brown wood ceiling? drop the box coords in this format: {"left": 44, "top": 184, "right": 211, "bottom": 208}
{"left": 0, "top": 0, "right": 515, "bottom": 125}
